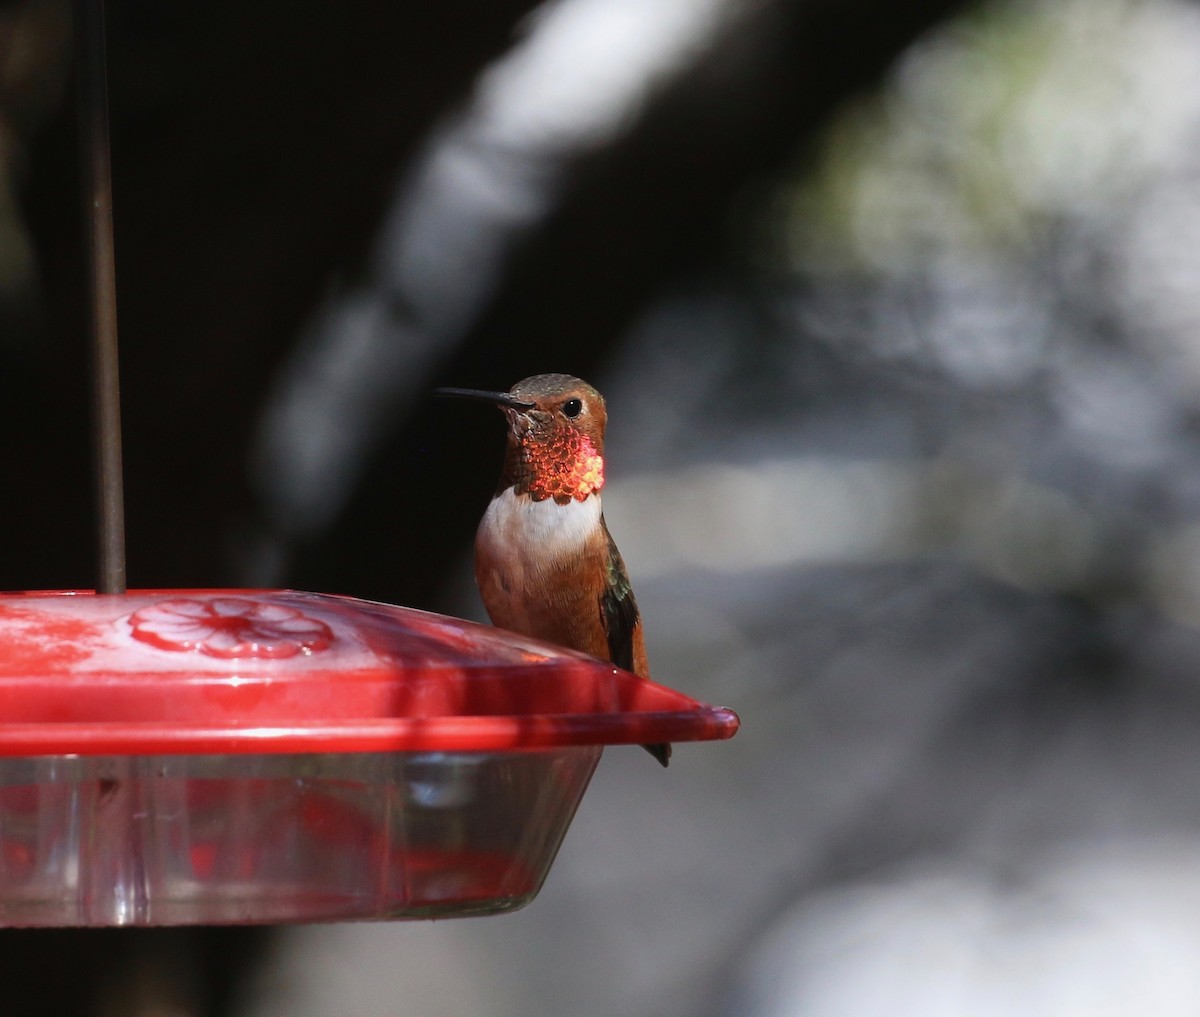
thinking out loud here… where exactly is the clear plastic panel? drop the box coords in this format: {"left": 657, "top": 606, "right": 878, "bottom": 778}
{"left": 0, "top": 747, "right": 601, "bottom": 926}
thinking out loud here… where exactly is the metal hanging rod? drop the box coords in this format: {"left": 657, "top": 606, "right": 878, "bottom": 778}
{"left": 74, "top": 0, "right": 126, "bottom": 594}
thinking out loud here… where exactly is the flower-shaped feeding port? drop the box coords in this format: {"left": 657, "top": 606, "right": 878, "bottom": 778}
{"left": 128, "top": 597, "right": 333, "bottom": 658}
{"left": 0, "top": 590, "right": 738, "bottom": 927}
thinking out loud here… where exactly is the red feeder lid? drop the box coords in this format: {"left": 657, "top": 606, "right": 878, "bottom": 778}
{"left": 0, "top": 590, "right": 739, "bottom": 757}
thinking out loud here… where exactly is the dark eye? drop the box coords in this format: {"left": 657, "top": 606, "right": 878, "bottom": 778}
{"left": 561, "top": 398, "right": 583, "bottom": 419}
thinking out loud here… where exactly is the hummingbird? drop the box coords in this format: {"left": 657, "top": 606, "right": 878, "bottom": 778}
{"left": 436, "top": 373, "right": 670, "bottom": 767}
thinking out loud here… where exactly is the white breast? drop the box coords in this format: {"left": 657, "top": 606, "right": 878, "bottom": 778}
{"left": 477, "top": 487, "right": 601, "bottom": 562}
{"left": 474, "top": 488, "right": 601, "bottom": 633}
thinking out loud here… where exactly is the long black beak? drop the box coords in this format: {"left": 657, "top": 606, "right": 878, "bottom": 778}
{"left": 434, "top": 387, "right": 536, "bottom": 411}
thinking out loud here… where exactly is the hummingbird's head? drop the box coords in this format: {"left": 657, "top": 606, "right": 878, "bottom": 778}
{"left": 435, "top": 374, "right": 608, "bottom": 503}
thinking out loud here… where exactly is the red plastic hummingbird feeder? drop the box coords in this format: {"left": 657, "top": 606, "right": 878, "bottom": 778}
{"left": 0, "top": 1, "right": 738, "bottom": 926}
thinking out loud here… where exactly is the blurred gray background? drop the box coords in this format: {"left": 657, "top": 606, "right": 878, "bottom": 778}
{"left": 5, "top": 0, "right": 1200, "bottom": 1013}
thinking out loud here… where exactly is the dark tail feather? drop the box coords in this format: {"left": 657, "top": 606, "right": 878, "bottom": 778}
{"left": 643, "top": 742, "right": 671, "bottom": 767}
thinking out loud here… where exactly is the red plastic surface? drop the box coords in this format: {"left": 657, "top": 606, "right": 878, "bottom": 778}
{"left": 0, "top": 591, "right": 739, "bottom": 756}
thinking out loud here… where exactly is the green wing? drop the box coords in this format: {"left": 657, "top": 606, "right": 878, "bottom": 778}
{"left": 598, "top": 520, "right": 671, "bottom": 766}
{"left": 598, "top": 525, "right": 640, "bottom": 672}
